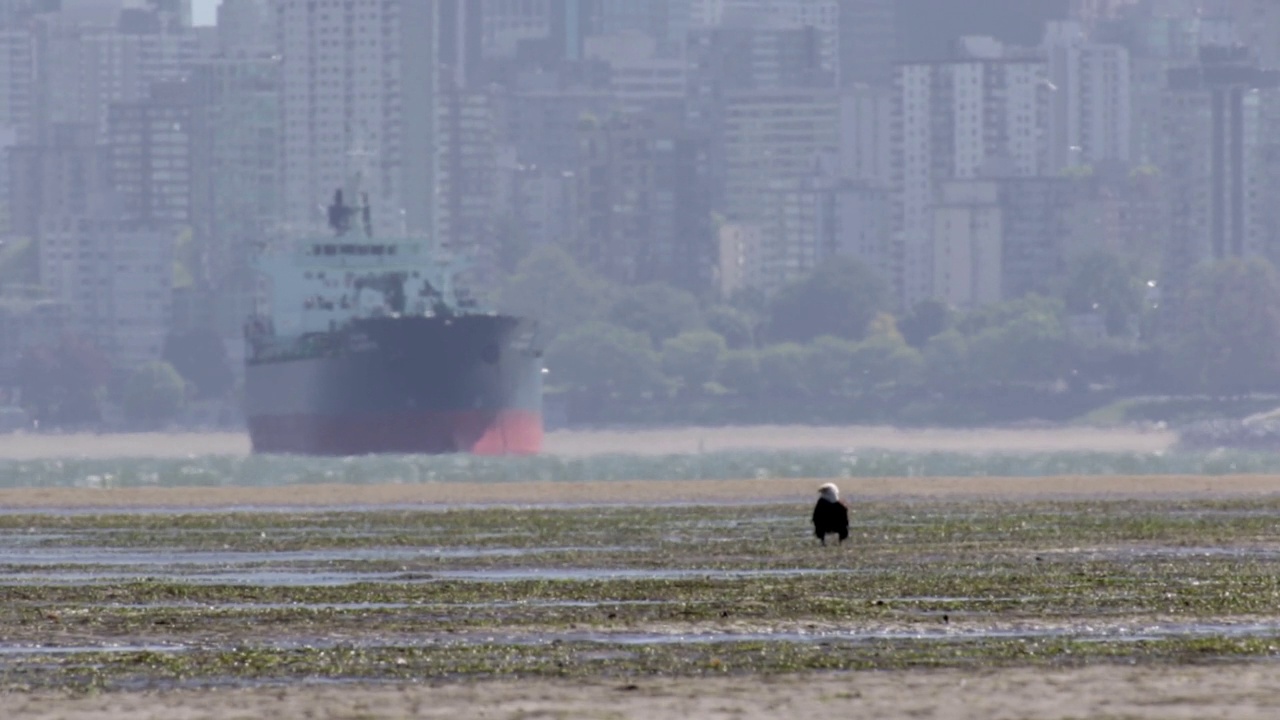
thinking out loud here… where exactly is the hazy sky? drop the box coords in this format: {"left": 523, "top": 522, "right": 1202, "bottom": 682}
{"left": 192, "top": 0, "right": 216, "bottom": 26}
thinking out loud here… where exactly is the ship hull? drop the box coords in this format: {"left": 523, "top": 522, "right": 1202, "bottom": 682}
{"left": 244, "top": 315, "right": 542, "bottom": 456}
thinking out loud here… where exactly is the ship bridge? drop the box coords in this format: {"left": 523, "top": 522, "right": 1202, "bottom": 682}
{"left": 250, "top": 188, "right": 480, "bottom": 339}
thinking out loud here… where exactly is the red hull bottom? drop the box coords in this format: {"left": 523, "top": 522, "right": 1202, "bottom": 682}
{"left": 249, "top": 410, "right": 542, "bottom": 456}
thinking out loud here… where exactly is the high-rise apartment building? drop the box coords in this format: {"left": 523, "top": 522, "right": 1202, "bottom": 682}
{"left": 721, "top": 87, "right": 839, "bottom": 293}
{"left": 32, "top": 8, "right": 197, "bottom": 143}
{"left": 277, "top": 0, "right": 483, "bottom": 239}
{"left": 895, "top": 39, "right": 1049, "bottom": 308}
{"left": 693, "top": 0, "right": 837, "bottom": 31}
{"left": 435, "top": 88, "right": 498, "bottom": 263}
{"left": 838, "top": 0, "right": 895, "bottom": 89}
{"left": 38, "top": 215, "right": 174, "bottom": 367}
{"left": 586, "top": 32, "right": 686, "bottom": 117}
{"left": 1209, "top": 0, "right": 1280, "bottom": 69}
{"left": 482, "top": 0, "right": 551, "bottom": 58}
{"left": 506, "top": 81, "right": 613, "bottom": 172}
{"left": 600, "top": 0, "right": 690, "bottom": 58}
{"left": 216, "top": 0, "right": 273, "bottom": 58}
{"left": 6, "top": 122, "right": 111, "bottom": 239}
{"left": 931, "top": 179, "right": 1004, "bottom": 309}
{"left": 574, "top": 111, "right": 714, "bottom": 291}
{"left": 756, "top": 175, "right": 834, "bottom": 293}
{"left": 897, "top": 0, "right": 1069, "bottom": 62}
{"left": 839, "top": 84, "right": 892, "bottom": 185}
{"left": 276, "top": 0, "right": 406, "bottom": 233}
{"left": 482, "top": 0, "right": 602, "bottom": 64}
{"left": 931, "top": 176, "right": 1079, "bottom": 308}
{"left": 1163, "top": 46, "right": 1280, "bottom": 286}
{"left": 723, "top": 87, "right": 839, "bottom": 224}
{"left": 688, "top": 22, "right": 834, "bottom": 92}
{"left": 187, "top": 56, "right": 280, "bottom": 291}
{"left": 728, "top": 173, "right": 891, "bottom": 297}
{"left": 107, "top": 80, "right": 193, "bottom": 232}
{"left": 1043, "top": 20, "right": 1132, "bottom": 170}
{"left": 0, "top": 25, "right": 35, "bottom": 233}
{"left": 0, "top": 28, "right": 35, "bottom": 145}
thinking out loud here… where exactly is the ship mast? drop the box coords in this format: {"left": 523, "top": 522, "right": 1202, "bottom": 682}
{"left": 326, "top": 141, "right": 376, "bottom": 239}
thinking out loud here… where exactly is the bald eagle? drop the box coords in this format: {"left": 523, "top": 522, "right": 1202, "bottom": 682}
{"left": 812, "top": 483, "right": 849, "bottom": 546}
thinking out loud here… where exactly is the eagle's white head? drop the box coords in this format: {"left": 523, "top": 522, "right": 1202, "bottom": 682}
{"left": 818, "top": 483, "right": 840, "bottom": 503}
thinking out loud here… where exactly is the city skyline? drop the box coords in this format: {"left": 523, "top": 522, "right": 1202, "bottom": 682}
{"left": 2, "top": 0, "right": 1280, "bottom": 425}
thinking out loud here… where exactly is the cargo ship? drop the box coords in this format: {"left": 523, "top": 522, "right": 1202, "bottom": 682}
{"left": 243, "top": 176, "right": 543, "bottom": 456}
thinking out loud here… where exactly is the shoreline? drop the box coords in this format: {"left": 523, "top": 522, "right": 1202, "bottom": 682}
{"left": 0, "top": 474, "right": 1277, "bottom": 510}
{"left": 0, "top": 424, "right": 1176, "bottom": 460}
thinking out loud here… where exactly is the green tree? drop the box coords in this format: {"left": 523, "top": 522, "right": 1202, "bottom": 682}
{"left": 607, "top": 283, "right": 702, "bottom": 346}
{"left": 727, "top": 285, "right": 770, "bottom": 318}
{"left": 958, "top": 294, "right": 1065, "bottom": 336}
{"left": 163, "top": 328, "right": 234, "bottom": 399}
{"left": 766, "top": 256, "right": 891, "bottom": 344}
{"left": 922, "top": 328, "right": 972, "bottom": 391}
{"left": 850, "top": 332, "right": 925, "bottom": 394}
{"left": 16, "top": 334, "right": 110, "bottom": 426}
{"left": 966, "top": 305, "right": 1070, "bottom": 384}
{"left": 805, "top": 335, "right": 860, "bottom": 398}
{"left": 1058, "top": 250, "right": 1142, "bottom": 336}
{"left": 1165, "top": 257, "right": 1280, "bottom": 394}
{"left": 704, "top": 305, "right": 757, "bottom": 349}
{"left": 122, "top": 361, "right": 188, "bottom": 429}
{"left": 661, "top": 330, "right": 727, "bottom": 397}
{"left": 900, "top": 298, "right": 954, "bottom": 348}
{"left": 546, "top": 321, "right": 665, "bottom": 401}
{"left": 497, "top": 245, "right": 612, "bottom": 340}
{"left": 718, "top": 349, "right": 763, "bottom": 398}
{"left": 757, "top": 343, "right": 810, "bottom": 398}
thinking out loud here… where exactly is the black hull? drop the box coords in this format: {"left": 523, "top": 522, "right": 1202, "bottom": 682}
{"left": 244, "top": 315, "right": 543, "bottom": 455}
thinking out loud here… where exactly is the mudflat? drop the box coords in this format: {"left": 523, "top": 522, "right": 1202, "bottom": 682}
{"left": 1, "top": 423, "right": 1272, "bottom": 720}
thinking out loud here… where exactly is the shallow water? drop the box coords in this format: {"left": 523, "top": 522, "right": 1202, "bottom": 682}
{"left": 3, "top": 621, "right": 1275, "bottom": 659}
{"left": 427, "top": 567, "right": 848, "bottom": 582}
{"left": 0, "top": 545, "right": 644, "bottom": 567}
{"left": 0, "top": 566, "right": 853, "bottom": 587}
{"left": 0, "top": 643, "right": 189, "bottom": 656}
{"left": 0, "top": 570, "right": 414, "bottom": 587}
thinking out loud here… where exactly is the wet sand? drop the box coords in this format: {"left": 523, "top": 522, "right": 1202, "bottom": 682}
{"left": 0, "top": 474, "right": 1276, "bottom": 511}
{"left": 8, "top": 663, "right": 1280, "bottom": 720}
{"left": 0, "top": 424, "right": 1177, "bottom": 460}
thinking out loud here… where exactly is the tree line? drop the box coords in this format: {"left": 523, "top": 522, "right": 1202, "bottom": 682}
{"left": 8, "top": 329, "right": 232, "bottom": 430}
{"left": 498, "top": 245, "right": 1280, "bottom": 426}
{"left": 8, "top": 244, "right": 1280, "bottom": 430}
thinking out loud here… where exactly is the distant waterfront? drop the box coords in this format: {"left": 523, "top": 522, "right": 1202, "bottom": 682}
{"left": 0, "top": 424, "right": 1175, "bottom": 461}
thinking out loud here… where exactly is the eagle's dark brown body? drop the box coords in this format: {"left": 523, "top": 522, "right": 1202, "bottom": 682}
{"left": 812, "top": 483, "right": 850, "bottom": 545}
